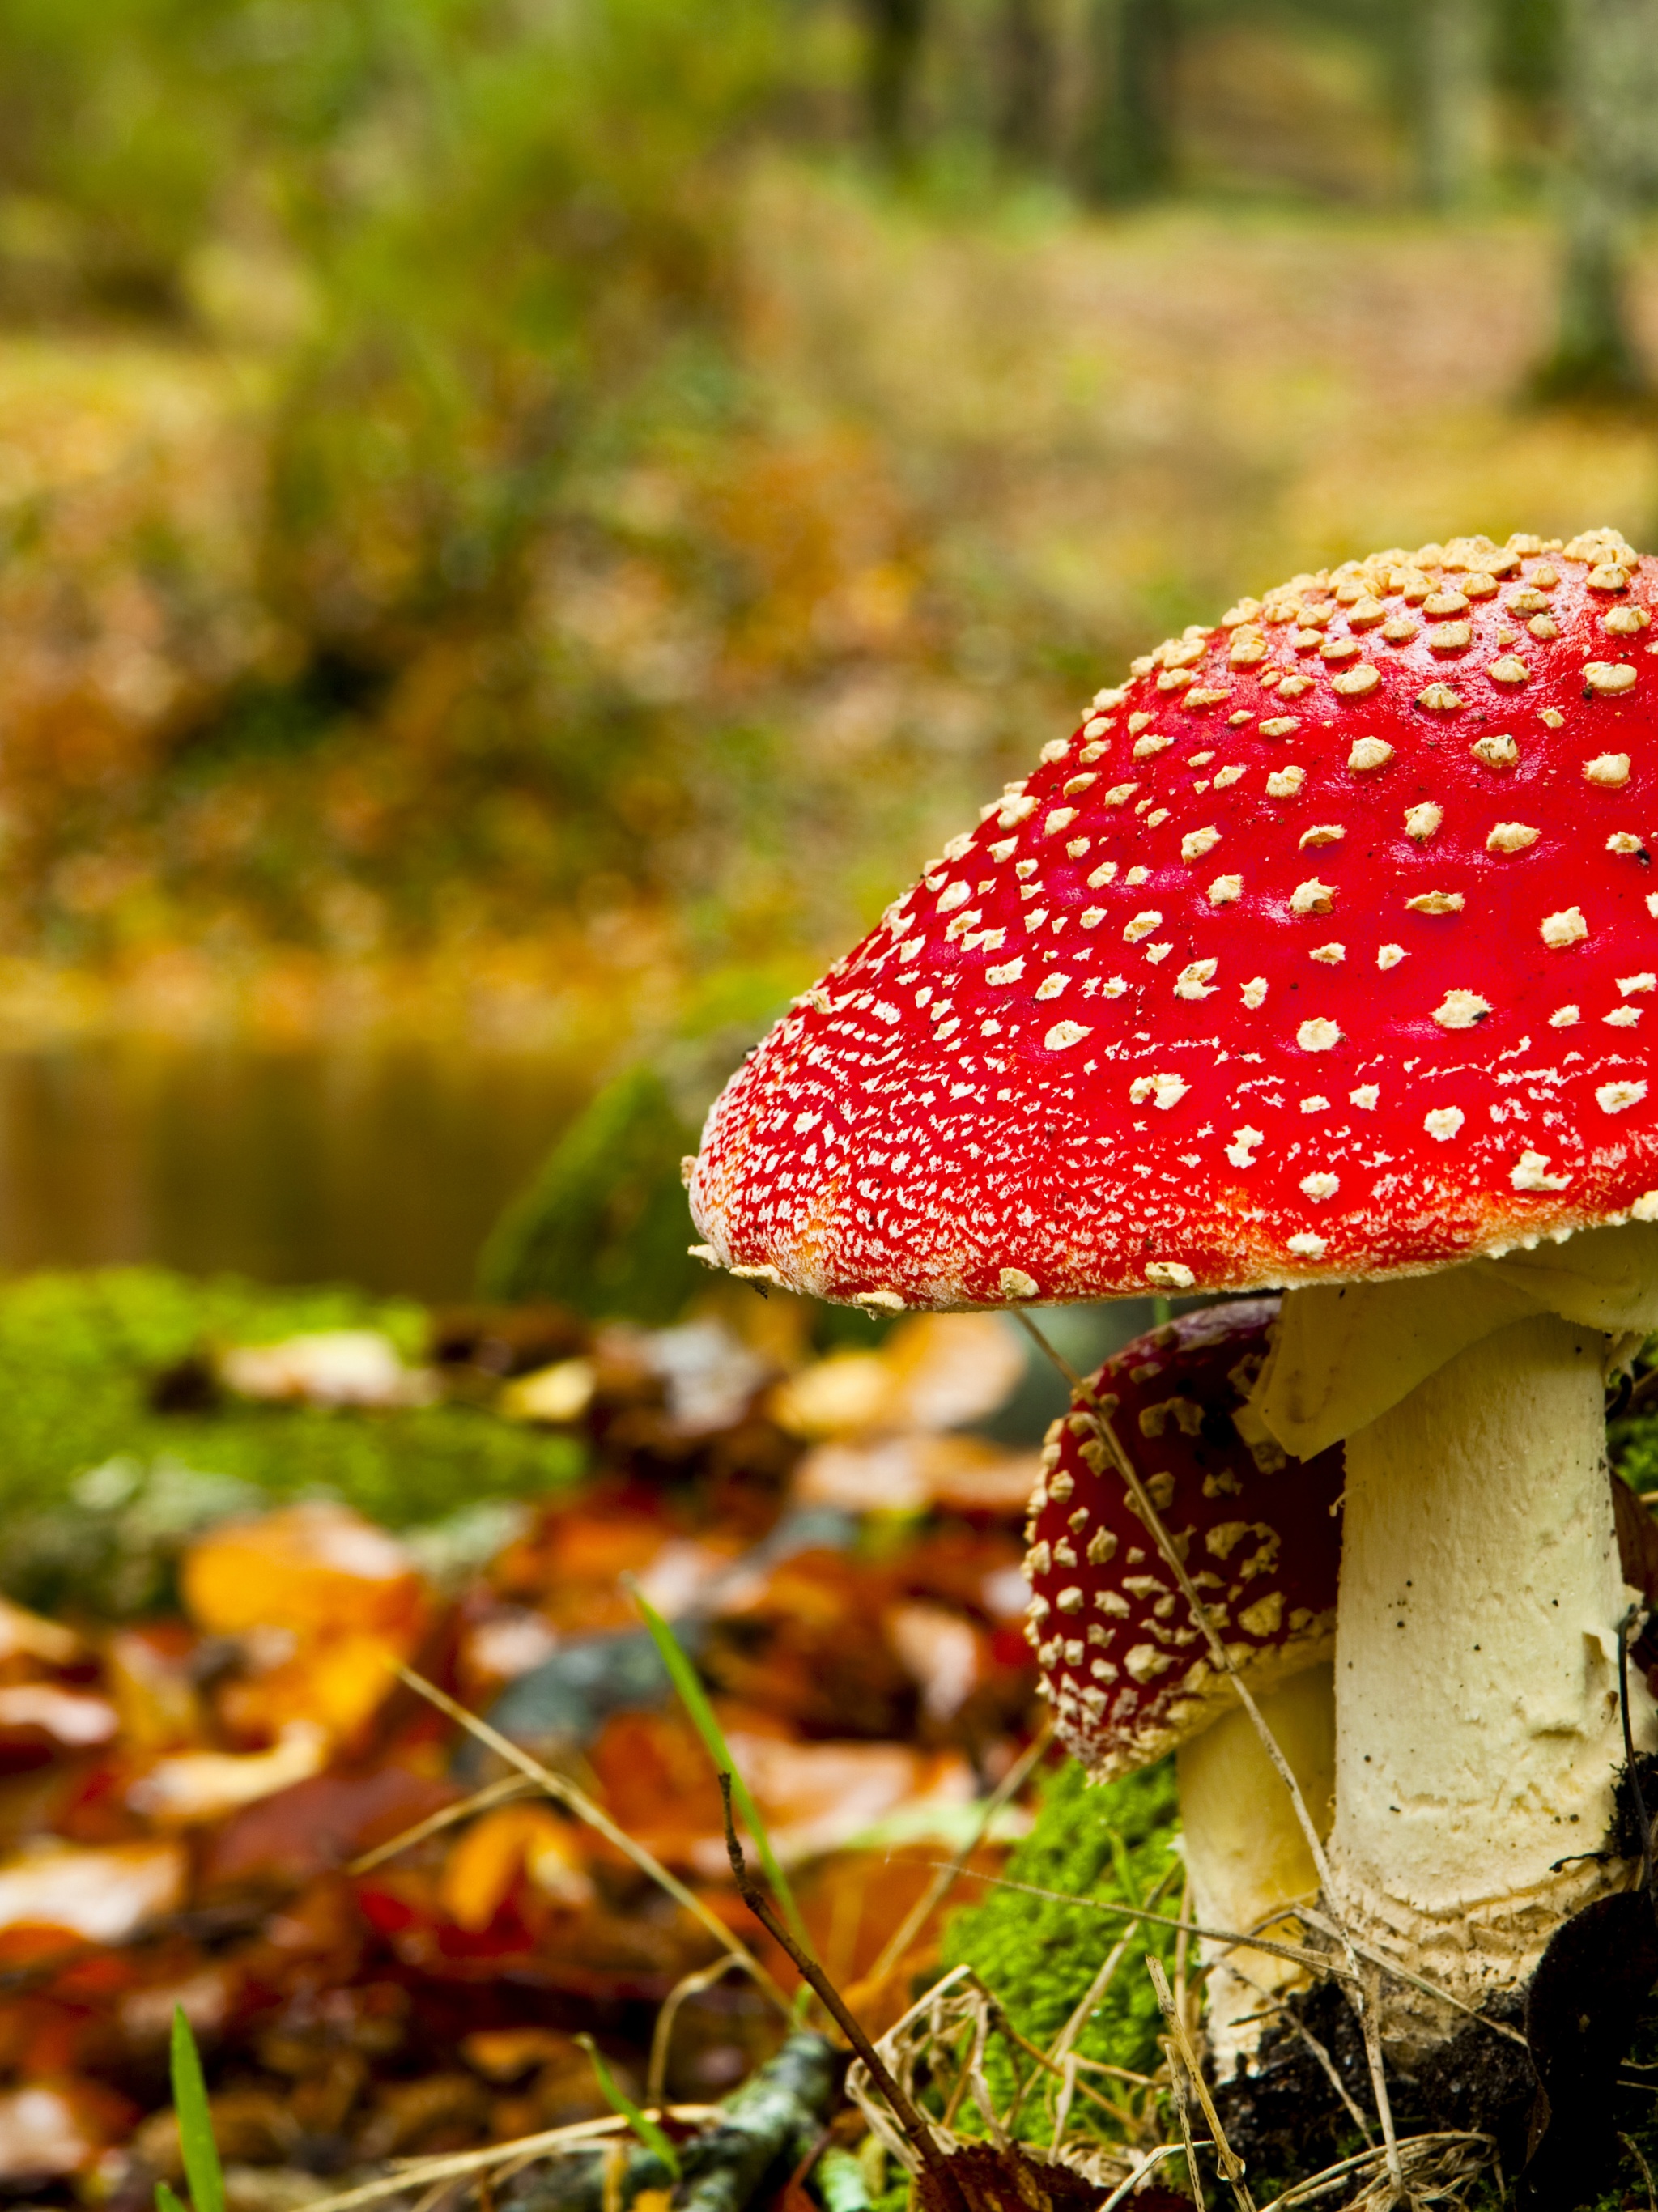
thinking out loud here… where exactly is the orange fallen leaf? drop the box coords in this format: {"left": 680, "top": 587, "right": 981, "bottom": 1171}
{"left": 440, "top": 1806, "right": 593, "bottom": 1932}
{"left": 182, "top": 1501, "right": 427, "bottom": 1642}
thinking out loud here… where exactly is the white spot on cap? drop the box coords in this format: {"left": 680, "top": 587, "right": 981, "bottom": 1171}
{"left": 997, "top": 794, "right": 1038, "bottom": 828}
{"left": 855, "top": 1289, "right": 909, "bottom": 1312}
{"left": 1175, "top": 959, "right": 1218, "bottom": 1000}
{"left": 1377, "top": 944, "right": 1406, "bottom": 970}
{"left": 987, "top": 958, "right": 1026, "bottom": 985}
{"left": 1297, "top": 1018, "right": 1341, "bottom": 1051}
{"left": 1226, "top": 1125, "right": 1265, "bottom": 1167}
{"left": 1300, "top": 824, "right": 1345, "bottom": 848}
{"left": 1471, "top": 734, "right": 1519, "bottom": 768}
{"left": 1350, "top": 1084, "right": 1380, "bottom": 1109}
{"left": 1209, "top": 874, "right": 1243, "bottom": 905}
{"left": 1301, "top": 1095, "right": 1330, "bottom": 1112}
{"left": 1549, "top": 1005, "right": 1580, "bottom": 1027}
{"left": 1103, "top": 783, "right": 1139, "bottom": 807}
{"left": 1045, "top": 1021, "right": 1091, "bottom": 1051}
{"left": 1311, "top": 942, "right": 1346, "bottom": 964}
{"left": 1348, "top": 738, "right": 1394, "bottom": 772}
{"left": 1056, "top": 1588, "right": 1084, "bottom": 1614}
{"left": 1123, "top": 911, "right": 1163, "bottom": 942}
{"left": 1417, "top": 683, "right": 1463, "bottom": 712}
{"left": 1146, "top": 1261, "right": 1195, "bottom": 1291}
{"left": 1290, "top": 878, "right": 1336, "bottom": 915}
{"left": 1407, "top": 891, "right": 1465, "bottom": 914}
{"left": 1488, "top": 656, "right": 1530, "bottom": 685}
{"left": 1261, "top": 717, "right": 1301, "bottom": 739}
{"left": 1541, "top": 907, "right": 1588, "bottom": 948}
{"left": 1181, "top": 827, "right": 1222, "bottom": 862}
{"left": 1424, "top": 1106, "right": 1465, "bottom": 1140}
{"left": 1585, "top": 663, "right": 1637, "bottom": 694}
{"left": 1487, "top": 823, "right": 1539, "bottom": 853}
{"left": 1080, "top": 908, "right": 1106, "bottom": 929}
{"left": 1131, "top": 1072, "right": 1191, "bottom": 1110}
{"left": 1585, "top": 753, "right": 1632, "bottom": 785}
{"left": 1599, "top": 1079, "right": 1648, "bottom": 1114}
{"left": 1242, "top": 977, "right": 1269, "bottom": 1007}
{"left": 1405, "top": 803, "right": 1443, "bottom": 840}
{"left": 1300, "top": 1172, "right": 1339, "bottom": 1201}
{"left": 1287, "top": 1232, "right": 1329, "bottom": 1257}
{"left": 1035, "top": 974, "right": 1070, "bottom": 1000}
{"left": 1000, "top": 1268, "right": 1039, "bottom": 1299}
{"left": 1433, "top": 990, "right": 1491, "bottom": 1028}
{"left": 1332, "top": 665, "right": 1380, "bottom": 696}
{"left": 1266, "top": 767, "right": 1306, "bottom": 797}
{"left": 1044, "top": 808, "right": 1078, "bottom": 836}
{"left": 1635, "top": 1193, "right": 1658, "bottom": 1222}
{"left": 1609, "top": 833, "right": 1645, "bottom": 856}
{"left": 1621, "top": 974, "right": 1657, "bottom": 995}
{"left": 1512, "top": 1151, "right": 1571, "bottom": 1191}
{"left": 989, "top": 838, "right": 1018, "bottom": 861}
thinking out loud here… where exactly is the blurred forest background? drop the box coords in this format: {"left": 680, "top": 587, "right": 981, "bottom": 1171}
{"left": 1, "top": 0, "right": 1658, "bottom": 1292}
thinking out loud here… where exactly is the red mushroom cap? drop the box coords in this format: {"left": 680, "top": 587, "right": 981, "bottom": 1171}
{"left": 1025, "top": 1299, "right": 1342, "bottom": 1779}
{"left": 691, "top": 528, "right": 1658, "bottom": 1306}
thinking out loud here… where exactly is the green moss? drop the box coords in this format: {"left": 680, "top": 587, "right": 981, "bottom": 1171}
{"left": 942, "top": 1755, "right": 1180, "bottom": 2133}
{"left": 0, "top": 1266, "right": 582, "bottom": 1614}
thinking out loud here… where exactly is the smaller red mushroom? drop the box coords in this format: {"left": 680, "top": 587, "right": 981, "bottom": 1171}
{"left": 1023, "top": 1298, "right": 1344, "bottom": 2072}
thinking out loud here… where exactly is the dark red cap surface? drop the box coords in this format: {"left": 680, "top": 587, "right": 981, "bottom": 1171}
{"left": 1025, "top": 1300, "right": 1342, "bottom": 1778}
{"left": 691, "top": 529, "right": 1658, "bottom": 1306}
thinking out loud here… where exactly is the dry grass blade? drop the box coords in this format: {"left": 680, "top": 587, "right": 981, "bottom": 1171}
{"left": 346, "top": 1774, "right": 535, "bottom": 1876}
{"left": 647, "top": 1954, "right": 745, "bottom": 2109}
{"left": 1147, "top": 1957, "right": 1254, "bottom": 2212}
{"left": 395, "top": 1665, "right": 790, "bottom": 2014}
{"left": 1014, "top": 1314, "right": 1404, "bottom": 2194}
{"left": 1253, "top": 2130, "right": 1493, "bottom": 2212}
{"left": 1099, "top": 2145, "right": 1191, "bottom": 2212}
{"left": 1289, "top": 1904, "right": 1528, "bottom": 2048}
{"left": 947, "top": 1864, "right": 1354, "bottom": 1981}
{"left": 1165, "top": 2037, "right": 1206, "bottom": 2212}
{"left": 864, "top": 1717, "right": 1055, "bottom": 1991}
{"left": 292, "top": 2108, "right": 723, "bottom": 2212}
{"left": 1621, "top": 2130, "right": 1656, "bottom": 2212}
{"left": 1048, "top": 1861, "right": 1182, "bottom": 2068}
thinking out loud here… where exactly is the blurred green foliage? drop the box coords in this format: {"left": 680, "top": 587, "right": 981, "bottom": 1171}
{"left": 478, "top": 1064, "right": 703, "bottom": 1324}
{"left": 0, "top": 1266, "right": 580, "bottom": 1614}
{"left": 942, "top": 1754, "right": 1180, "bottom": 2127}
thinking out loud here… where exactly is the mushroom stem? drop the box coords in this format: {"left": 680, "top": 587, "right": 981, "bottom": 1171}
{"left": 1327, "top": 1312, "right": 1639, "bottom": 2054}
{"left": 1176, "top": 1665, "right": 1335, "bottom": 2076}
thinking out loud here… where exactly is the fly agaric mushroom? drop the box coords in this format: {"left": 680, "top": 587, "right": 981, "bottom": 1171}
{"left": 1026, "top": 1298, "right": 1343, "bottom": 2069}
{"left": 689, "top": 525, "right": 1658, "bottom": 2053}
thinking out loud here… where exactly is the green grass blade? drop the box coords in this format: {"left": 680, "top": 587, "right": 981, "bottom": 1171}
{"left": 169, "top": 2007, "right": 225, "bottom": 2212}
{"left": 574, "top": 2035, "right": 681, "bottom": 2177}
{"left": 627, "top": 1579, "right": 814, "bottom": 1960}
{"left": 155, "top": 2183, "right": 190, "bottom": 2212}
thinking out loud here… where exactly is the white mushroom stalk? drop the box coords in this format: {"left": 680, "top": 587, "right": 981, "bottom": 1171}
{"left": 1257, "top": 1240, "right": 1658, "bottom": 2052}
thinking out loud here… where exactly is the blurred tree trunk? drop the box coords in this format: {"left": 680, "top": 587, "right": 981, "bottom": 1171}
{"left": 1078, "top": 0, "right": 1177, "bottom": 202}
{"left": 996, "top": 0, "right": 1057, "bottom": 169}
{"left": 857, "top": 0, "right": 929, "bottom": 166}
{"left": 1416, "top": 0, "right": 1491, "bottom": 207}
{"left": 1532, "top": 0, "right": 1654, "bottom": 399}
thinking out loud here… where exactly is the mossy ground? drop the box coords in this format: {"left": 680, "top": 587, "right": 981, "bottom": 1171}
{"left": 0, "top": 1266, "right": 582, "bottom": 1614}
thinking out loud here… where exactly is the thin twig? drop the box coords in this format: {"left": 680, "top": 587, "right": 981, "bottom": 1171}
{"left": 717, "top": 1773, "right": 959, "bottom": 2194}
{"left": 1148, "top": 1957, "right": 1255, "bottom": 2212}
{"left": 346, "top": 1774, "right": 534, "bottom": 1876}
{"left": 1622, "top": 2131, "right": 1657, "bottom": 2212}
{"left": 864, "top": 1720, "right": 1056, "bottom": 1990}
{"left": 396, "top": 1665, "right": 789, "bottom": 2014}
{"left": 1014, "top": 1312, "right": 1405, "bottom": 2194}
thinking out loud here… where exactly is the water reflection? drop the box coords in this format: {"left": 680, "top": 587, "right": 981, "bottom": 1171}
{"left": 0, "top": 1043, "right": 588, "bottom": 1300}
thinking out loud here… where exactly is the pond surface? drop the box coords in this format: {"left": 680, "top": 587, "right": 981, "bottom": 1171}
{"left": 0, "top": 1042, "right": 589, "bottom": 1300}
